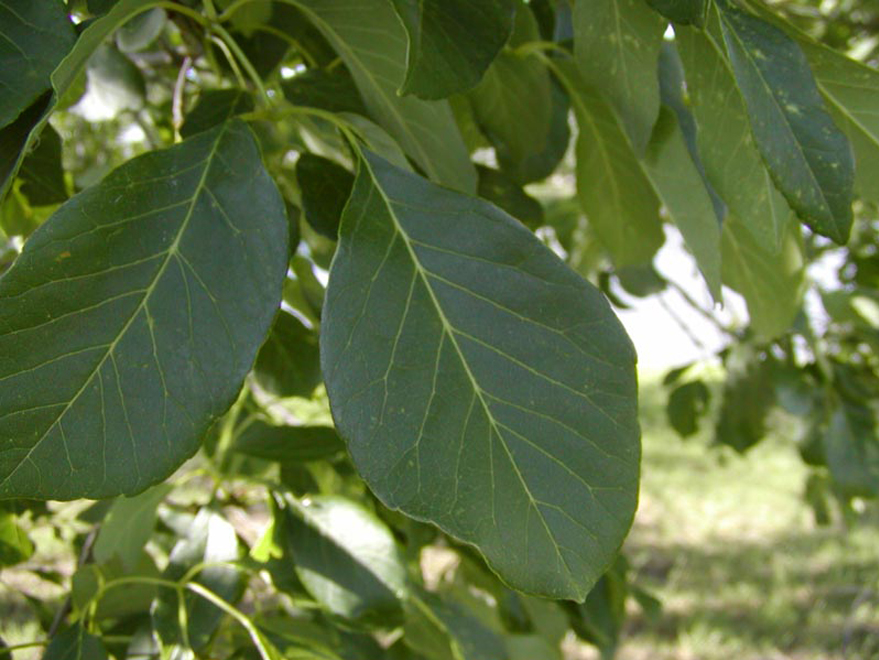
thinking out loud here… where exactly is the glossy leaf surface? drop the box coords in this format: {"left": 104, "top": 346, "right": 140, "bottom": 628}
{"left": 391, "top": 0, "right": 516, "bottom": 99}
{"left": 0, "top": 121, "right": 288, "bottom": 500}
{"left": 321, "top": 151, "right": 639, "bottom": 600}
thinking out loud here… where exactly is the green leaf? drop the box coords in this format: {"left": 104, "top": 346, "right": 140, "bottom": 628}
{"left": 573, "top": 0, "right": 666, "bottom": 153}
{"left": 116, "top": 7, "right": 166, "bottom": 52}
{"left": 234, "top": 422, "right": 345, "bottom": 463}
{"left": 0, "top": 120, "right": 289, "bottom": 500}
{"left": 43, "top": 626, "right": 109, "bottom": 660}
{"left": 153, "top": 507, "right": 244, "bottom": 652}
{"left": 181, "top": 89, "right": 255, "bottom": 139}
{"left": 675, "top": 22, "right": 791, "bottom": 251}
{"left": 565, "top": 555, "right": 629, "bottom": 656}
{"left": 0, "top": 1, "right": 76, "bottom": 130}
{"left": 404, "top": 591, "right": 506, "bottom": 660}
{"left": 281, "top": 67, "right": 366, "bottom": 115}
{"left": 825, "top": 401, "right": 879, "bottom": 498}
{"left": 18, "top": 124, "right": 66, "bottom": 206}
{"left": 553, "top": 60, "right": 664, "bottom": 267}
{"left": 72, "top": 551, "right": 160, "bottom": 620}
{"left": 475, "top": 166, "right": 543, "bottom": 230}
{"left": 0, "top": 510, "right": 33, "bottom": 566}
{"left": 321, "top": 150, "right": 639, "bottom": 600}
{"left": 468, "top": 8, "right": 553, "bottom": 180}
{"left": 643, "top": 108, "right": 722, "bottom": 299}
{"left": 254, "top": 311, "right": 321, "bottom": 399}
{"left": 721, "top": 214, "right": 805, "bottom": 339}
{"left": 0, "top": 95, "right": 52, "bottom": 203}
{"left": 716, "top": 0, "right": 854, "bottom": 244}
{"left": 391, "top": 0, "right": 516, "bottom": 99}
{"left": 93, "top": 483, "right": 171, "bottom": 570}
{"left": 86, "top": 43, "right": 146, "bottom": 115}
{"left": 289, "top": 0, "right": 476, "bottom": 193}
{"left": 666, "top": 380, "right": 710, "bottom": 438}
{"left": 283, "top": 494, "right": 409, "bottom": 628}
{"left": 647, "top": 0, "right": 708, "bottom": 26}
{"left": 505, "top": 636, "right": 561, "bottom": 660}
{"left": 297, "top": 154, "right": 354, "bottom": 240}
{"left": 715, "top": 353, "right": 776, "bottom": 453}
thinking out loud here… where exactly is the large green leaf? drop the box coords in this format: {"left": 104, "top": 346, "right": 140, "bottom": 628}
{"left": 287, "top": 0, "right": 476, "bottom": 193}
{"left": 721, "top": 214, "right": 805, "bottom": 339}
{"left": 283, "top": 494, "right": 409, "bottom": 628}
{"left": 0, "top": 1, "right": 76, "bottom": 130}
{"left": 552, "top": 60, "right": 663, "bottom": 267}
{"left": 716, "top": 0, "right": 854, "bottom": 244}
{"left": 573, "top": 0, "right": 666, "bottom": 153}
{"left": 676, "top": 22, "right": 791, "bottom": 251}
{"left": 0, "top": 120, "right": 288, "bottom": 500}
{"left": 391, "top": 0, "right": 516, "bottom": 99}
{"left": 321, "top": 150, "right": 639, "bottom": 600}
{"left": 92, "top": 483, "right": 171, "bottom": 570}
{"left": 643, "top": 108, "right": 722, "bottom": 299}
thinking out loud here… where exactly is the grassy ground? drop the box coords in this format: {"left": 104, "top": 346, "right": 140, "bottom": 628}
{"left": 3, "top": 375, "right": 878, "bottom": 659}
{"left": 596, "top": 376, "right": 879, "bottom": 660}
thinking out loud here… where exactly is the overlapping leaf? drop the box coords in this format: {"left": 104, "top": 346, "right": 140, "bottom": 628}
{"left": 0, "top": 120, "right": 288, "bottom": 500}
{"left": 321, "top": 150, "right": 639, "bottom": 600}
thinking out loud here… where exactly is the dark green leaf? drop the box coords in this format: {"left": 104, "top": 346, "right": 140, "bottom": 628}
{"left": 647, "top": 0, "right": 707, "bottom": 26}
{"left": 19, "top": 124, "right": 66, "bottom": 206}
{"left": 717, "top": 0, "right": 854, "bottom": 243}
{"left": 116, "top": 7, "right": 166, "bottom": 52}
{"left": 615, "top": 264, "right": 666, "bottom": 298}
{"left": 476, "top": 166, "right": 543, "bottom": 230}
{"left": 283, "top": 494, "right": 409, "bottom": 628}
{"left": 825, "top": 400, "right": 879, "bottom": 498}
{"left": 254, "top": 310, "right": 321, "bottom": 398}
{"left": 72, "top": 551, "right": 160, "bottom": 620}
{"left": 297, "top": 154, "right": 354, "bottom": 240}
{"left": 281, "top": 67, "right": 366, "bottom": 115}
{"left": 0, "top": 1, "right": 76, "bottom": 130}
{"left": 290, "top": 0, "right": 476, "bottom": 193}
{"left": 643, "top": 108, "right": 722, "bottom": 299}
{"left": 566, "top": 555, "right": 628, "bottom": 656}
{"left": 43, "top": 626, "right": 109, "bottom": 660}
{"left": 180, "top": 89, "right": 255, "bottom": 139}
{"left": 0, "top": 93, "right": 52, "bottom": 204}
{"left": 666, "top": 380, "right": 710, "bottom": 438}
{"left": 553, "top": 60, "right": 664, "bottom": 267}
{"left": 468, "top": 8, "right": 553, "bottom": 181}
{"left": 721, "top": 213, "right": 805, "bottom": 339}
{"left": 676, "top": 22, "right": 793, "bottom": 251}
{"left": 234, "top": 422, "right": 345, "bottom": 463}
{"left": 153, "top": 507, "right": 244, "bottom": 652}
{"left": 0, "top": 510, "right": 33, "bottom": 566}
{"left": 804, "top": 472, "right": 832, "bottom": 526}
{"left": 85, "top": 43, "right": 146, "bottom": 114}
{"left": 715, "top": 353, "right": 776, "bottom": 453}
{"left": 404, "top": 591, "right": 506, "bottom": 660}
{"left": 573, "top": 0, "right": 666, "bottom": 153}
{"left": 321, "top": 151, "right": 639, "bottom": 600}
{"left": 391, "top": 0, "right": 515, "bottom": 99}
{"left": 93, "top": 483, "right": 171, "bottom": 570}
{"left": 0, "top": 120, "right": 288, "bottom": 500}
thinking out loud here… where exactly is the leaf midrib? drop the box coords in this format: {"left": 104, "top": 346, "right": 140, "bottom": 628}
{"left": 0, "top": 122, "right": 230, "bottom": 490}
{"left": 361, "top": 156, "right": 578, "bottom": 590}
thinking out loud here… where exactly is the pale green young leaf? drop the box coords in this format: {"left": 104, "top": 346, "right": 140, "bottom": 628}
{"left": 391, "top": 0, "right": 516, "bottom": 99}
{"left": 321, "top": 150, "right": 639, "bottom": 601}
{"left": 573, "top": 0, "right": 666, "bottom": 153}
{"left": 717, "top": 0, "right": 855, "bottom": 244}
{"left": 0, "top": 121, "right": 289, "bottom": 500}
{"left": 288, "top": 0, "right": 476, "bottom": 193}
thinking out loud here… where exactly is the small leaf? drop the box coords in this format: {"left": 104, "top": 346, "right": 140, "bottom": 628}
{"left": 0, "top": 120, "right": 289, "bottom": 500}
{"left": 18, "top": 124, "right": 67, "bottom": 206}
{"left": 717, "top": 0, "right": 855, "bottom": 243}
{"left": 321, "top": 151, "right": 639, "bottom": 600}
{"left": 233, "top": 422, "right": 345, "bottom": 463}
{"left": 153, "top": 507, "right": 244, "bottom": 652}
{"left": 180, "top": 89, "right": 254, "bottom": 139}
{"left": 666, "top": 380, "right": 710, "bottom": 438}
{"left": 43, "top": 626, "right": 109, "bottom": 660}
{"left": 0, "top": 0, "right": 76, "bottom": 130}
{"left": 92, "top": 483, "right": 172, "bottom": 570}
{"left": 297, "top": 154, "right": 354, "bottom": 239}
{"left": 85, "top": 43, "right": 146, "bottom": 114}
{"left": 404, "top": 591, "right": 506, "bottom": 660}
{"left": 281, "top": 67, "right": 366, "bottom": 115}
{"left": 391, "top": 0, "right": 516, "bottom": 99}
{"left": 116, "top": 7, "right": 166, "bottom": 52}
{"left": 647, "top": 0, "right": 708, "bottom": 26}
{"left": 254, "top": 311, "right": 322, "bottom": 398}
{"left": 565, "top": 555, "right": 629, "bottom": 656}
{"left": 825, "top": 401, "right": 879, "bottom": 498}
{"left": 715, "top": 353, "right": 776, "bottom": 453}
{"left": 573, "top": 0, "right": 666, "bottom": 153}
{"left": 0, "top": 510, "right": 33, "bottom": 566}
{"left": 721, "top": 214, "right": 805, "bottom": 339}
{"left": 289, "top": 0, "right": 476, "bottom": 193}
{"left": 476, "top": 166, "right": 543, "bottom": 230}
{"left": 283, "top": 494, "right": 409, "bottom": 628}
